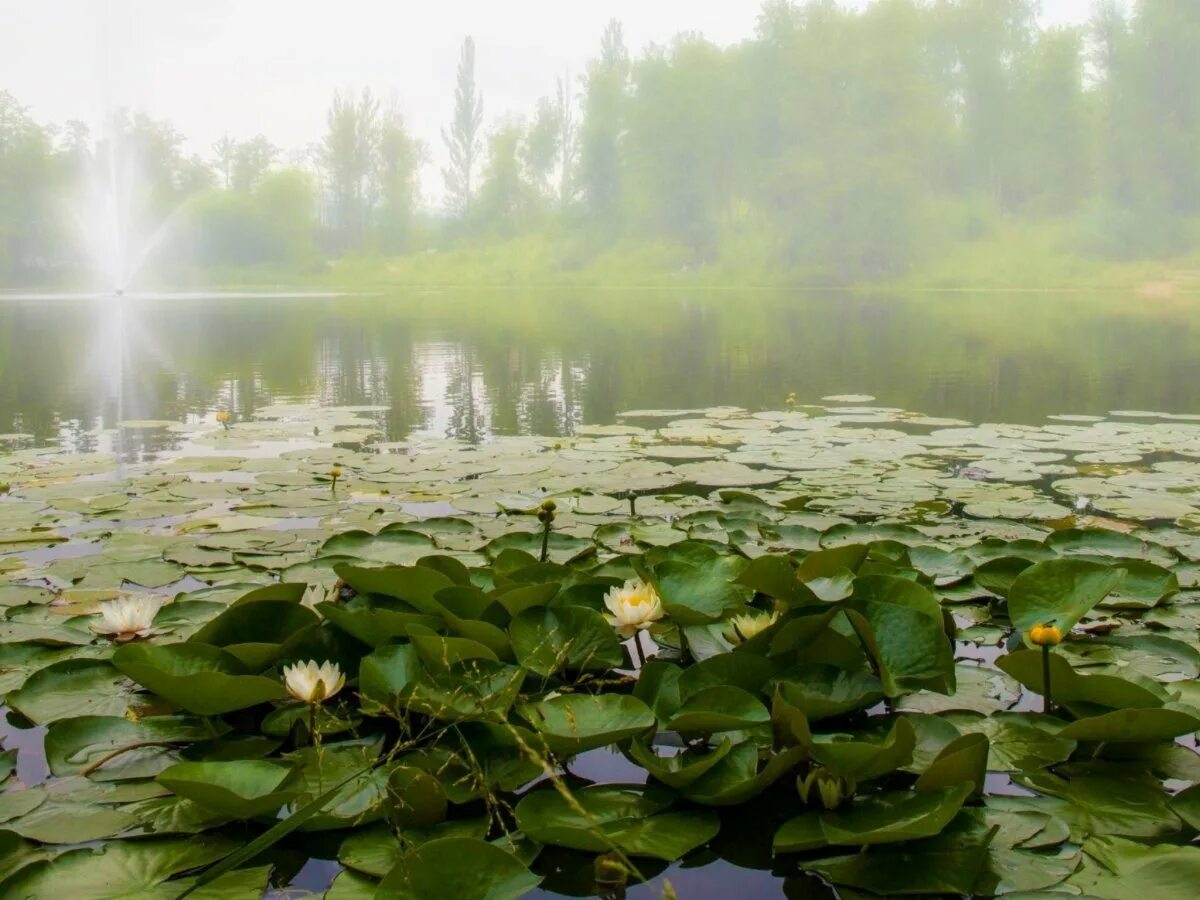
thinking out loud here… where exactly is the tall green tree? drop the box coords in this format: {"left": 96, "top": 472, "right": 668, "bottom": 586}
{"left": 578, "top": 20, "right": 629, "bottom": 228}
{"left": 374, "top": 103, "right": 424, "bottom": 251}
{"left": 442, "top": 36, "right": 485, "bottom": 217}
{"left": 477, "top": 123, "right": 526, "bottom": 236}
{"left": 320, "top": 88, "right": 380, "bottom": 249}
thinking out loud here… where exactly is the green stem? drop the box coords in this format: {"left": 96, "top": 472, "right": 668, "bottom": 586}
{"left": 628, "top": 492, "right": 637, "bottom": 517}
{"left": 1041, "top": 644, "right": 1053, "bottom": 715}
{"left": 539, "top": 519, "right": 552, "bottom": 563}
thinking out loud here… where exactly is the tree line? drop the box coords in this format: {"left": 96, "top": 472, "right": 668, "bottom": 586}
{"left": 1, "top": 0, "right": 1198, "bottom": 286}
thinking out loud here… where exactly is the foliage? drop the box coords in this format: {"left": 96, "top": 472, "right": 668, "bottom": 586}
{"left": 2, "top": 401, "right": 1200, "bottom": 897}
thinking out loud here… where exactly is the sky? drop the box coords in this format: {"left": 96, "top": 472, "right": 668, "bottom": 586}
{"left": 0, "top": 0, "right": 1098, "bottom": 203}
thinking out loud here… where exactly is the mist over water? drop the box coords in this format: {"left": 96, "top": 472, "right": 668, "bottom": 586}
{"left": 2, "top": 288, "right": 1198, "bottom": 455}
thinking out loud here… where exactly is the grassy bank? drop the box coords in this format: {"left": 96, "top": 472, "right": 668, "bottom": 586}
{"left": 119, "top": 218, "right": 1200, "bottom": 296}
{"left": 311, "top": 221, "right": 1200, "bottom": 295}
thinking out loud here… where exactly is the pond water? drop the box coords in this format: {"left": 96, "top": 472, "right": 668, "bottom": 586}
{"left": 3, "top": 289, "right": 1200, "bottom": 450}
{"left": 3, "top": 289, "right": 1200, "bottom": 899}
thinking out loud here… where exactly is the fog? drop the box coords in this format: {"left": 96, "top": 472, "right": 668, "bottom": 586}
{"left": 4, "top": 1, "right": 1094, "bottom": 197}
{"left": 0, "top": 0, "right": 1194, "bottom": 287}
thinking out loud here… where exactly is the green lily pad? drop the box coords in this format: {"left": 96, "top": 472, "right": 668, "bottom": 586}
{"left": 514, "top": 784, "right": 718, "bottom": 860}
{"left": 112, "top": 643, "right": 288, "bottom": 715}
{"left": 377, "top": 837, "right": 541, "bottom": 900}
{"left": 156, "top": 759, "right": 299, "bottom": 819}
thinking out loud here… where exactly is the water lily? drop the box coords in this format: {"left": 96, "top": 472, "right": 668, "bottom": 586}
{"left": 798, "top": 769, "right": 856, "bottom": 810}
{"left": 1028, "top": 623, "right": 1063, "bottom": 646}
{"left": 283, "top": 660, "right": 345, "bottom": 704}
{"left": 216, "top": 409, "right": 231, "bottom": 429}
{"left": 1028, "top": 623, "right": 1063, "bottom": 715}
{"left": 91, "top": 595, "right": 164, "bottom": 641}
{"left": 724, "top": 609, "right": 780, "bottom": 645}
{"left": 603, "top": 579, "right": 664, "bottom": 639}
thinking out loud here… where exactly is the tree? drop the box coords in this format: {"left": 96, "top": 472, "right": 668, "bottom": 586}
{"left": 212, "top": 135, "right": 237, "bottom": 189}
{"left": 523, "top": 96, "right": 560, "bottom": 202}
{"left": 374, "top": 102, "right": 424, "bottom": 251}
{"left": 578, "top": 20, "right": 629, "bottom": 227}
{"left": 477, "top": 123, "right": 527, "bottom": 235}
{"left": 555, "top": 74, "right": 578, "bottom": 210}
{"left": 231, "top": 135, "right": 279, "bottom": 192}
{"left": 320, "top": 88, "right": 380, "bottom": 249}
{"left": 442, "top": 36, "right": 484, "bottom": 217}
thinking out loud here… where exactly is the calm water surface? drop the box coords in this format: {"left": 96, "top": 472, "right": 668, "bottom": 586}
{"left": 2, "top": 287, "right": 1197, "bottom": 898}
{"left": 3, "top": 289, "right": 1200, "bottom": 451}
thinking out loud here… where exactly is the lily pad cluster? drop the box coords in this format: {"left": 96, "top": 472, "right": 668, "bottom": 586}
{"left": 0, "top": 402, "right": 1199, "bottom": 897}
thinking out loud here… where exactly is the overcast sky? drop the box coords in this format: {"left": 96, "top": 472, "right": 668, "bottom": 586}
{"left": 1, "top": 0, "right": 1097, "bottom": 203}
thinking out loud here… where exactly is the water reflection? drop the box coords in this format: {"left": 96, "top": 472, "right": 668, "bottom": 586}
{"left": 2, "top": 289, "right": 1199, "bottom": 454}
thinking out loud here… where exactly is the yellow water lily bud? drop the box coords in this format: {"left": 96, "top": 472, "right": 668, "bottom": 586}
{"left": 1028, "top": 623, "right": 1063, "bottom": 646}
{"left": 283, "top": 660, "right": 345, "bottom": 704}
{"left": 724, "top": 610, "right": 780, "bottom": 645}
{"left": 540, "top": 498, "right": 557, "bottom": 513}
{"left": 603, "top": 579, "right": 664, "bottom": 639}
{"left": 797, "top": 769, "right": 856, "bottom": 810}
{"left": 329, "top": 467, "right": 343, "bottom": 479}
{"left": 215, "top": 409, "right": 231, "bottom": 424}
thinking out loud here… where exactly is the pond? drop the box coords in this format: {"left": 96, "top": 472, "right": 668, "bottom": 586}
{"left": 3, "top": 289, "right": 1200, "bottom": 449}
{"left": 1, "top": 289, "right": 1199, "bottom": 899}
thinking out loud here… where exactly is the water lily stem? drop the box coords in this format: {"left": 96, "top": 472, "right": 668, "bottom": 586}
{"left": 1041, "top": 644, "right": 1053, "bottom": 715}
{"left": 540, "top": 519, "right": 552, "bottom": 563}
{"left": 628, "top": 492, "right": 637, "bottom": 517}
{"left": 79, "top": 740, "right": 181, "bottom": 776}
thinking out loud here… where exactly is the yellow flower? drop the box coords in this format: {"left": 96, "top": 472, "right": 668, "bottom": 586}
{"left": 603, "top": 579, "right": 664, "bottom": 639}
{"left": 283, "top": 660, "right": 345, "bottom": 704}
{"left": 724, "top": 610, "right": 780, "bottom": 645}
{"left": 91, "top": 595, "right": 164, "bottom": 641}
{"left": 798, "top": 769, "right": 856, "bottom": 810}
{"left": 1028, "top": 623, "right": 1063, "bottom": 647}
{"left": 215, "top": 409, "right": 231, "bottom": 424}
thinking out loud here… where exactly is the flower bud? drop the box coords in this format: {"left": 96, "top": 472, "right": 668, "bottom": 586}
{"left": 1028, "top": 623, "right": 1063, "bottom": 646}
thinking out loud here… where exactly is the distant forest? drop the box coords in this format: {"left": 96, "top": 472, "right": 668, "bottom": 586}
{"left": 1, "top": 0, "right": 1198, "bottom": 286}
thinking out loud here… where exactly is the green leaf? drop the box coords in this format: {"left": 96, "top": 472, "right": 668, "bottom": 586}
{"left": 519, "top": 693, "right": 655, "bottom": 757}
{"left": 651, "top": 556, "right": 751, "bottom": 625}
{"left": 385, "top": 766, "right": 447, "bottom": 829}
{"left": 514, "top": 784, "right": 718, "bottom": 860}
{"left": 680, "top": 742, "right": 805, "bottom": 806}
{"left": 45, "top": 715, "right": 227, "bottom": 779}
{"left": 915, "top": 733, "right": 989, "bottom": 799}
{"left": 156, "top": 760, "right": 299, "bottom": 819}
{"left": 664, "top": 685, "right": 770, "bottom": 734}
{"left": 996, "top": 649, "right": 1168, "bottom": 710}
{"left": 508, "top": 605, "right": 623, "bottom": 677}
{"left": 770, "top": 665, "right": 883, "bottom": 721}
{"left": 6, "top": 658, "right": 136, "bottom": 725}
{"left": 1069, "top": 835, "right": 1200, "bottom": 899}
{"left": 627, "top": 737, "right": 734, "bottom": 789}
{"left": 809, "top": 717, "right": 916, "bottom": 781}
{"left": 377, "top": 837, "right": 541, "bottom": 899}
{"left": 0, "top": 836, "right": 243, "bottom": 899}
{"left": 775, "top": 784, "right": 973, "bottom": 851}
{"left": 1007, "top": 558, "right": 1124, "bottom": 634}
{"left": 845, "top": 575, "right": 955, "bottom": 696}
{"left": 112, "top": 643, "right": 287, "bottom": 715}
{"left": 1057, "top": 706, "right": 1200, "bottom": 743}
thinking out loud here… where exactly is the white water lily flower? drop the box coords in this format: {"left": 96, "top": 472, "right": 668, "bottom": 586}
{"left": 283, "top": 660, "right": 345, "bottom": 704}
{"left": 723, "top": 610, "right": 780, "bottom": 645}
{"left": 91, "top": 595, "right": 164, "bottom": 641}
{"left": 603, "top": 579, "right": 664, "bottom": 639}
